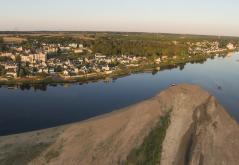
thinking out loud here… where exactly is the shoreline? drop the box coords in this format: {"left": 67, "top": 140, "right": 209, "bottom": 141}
{"left": 0, "top": 53, "right": 225, "bottom": 87}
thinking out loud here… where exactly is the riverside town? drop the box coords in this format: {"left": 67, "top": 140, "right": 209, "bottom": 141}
{"left": 0, "top": 33, "right": 238, "bottom": 85}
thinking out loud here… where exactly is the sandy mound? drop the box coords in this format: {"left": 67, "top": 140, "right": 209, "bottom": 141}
{"left": 0, "top": 84, "right": 238, "bottom": 165}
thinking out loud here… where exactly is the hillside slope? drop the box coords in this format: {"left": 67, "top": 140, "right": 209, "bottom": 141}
{"left": 0, "top": 84, "right": 238, "bottom": 165}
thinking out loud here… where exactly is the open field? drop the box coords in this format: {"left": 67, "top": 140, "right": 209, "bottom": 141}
{"left": 2, "top": 37, "right": 27, "bottom": 43}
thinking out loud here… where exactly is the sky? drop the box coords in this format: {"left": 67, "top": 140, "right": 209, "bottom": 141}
{"left": 0, "top": 0, "right": 239, "bottom": 36}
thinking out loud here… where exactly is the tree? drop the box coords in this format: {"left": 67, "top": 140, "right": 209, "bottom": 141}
{"left": 0, "top": 37, "right": 3, "bottom": 43}
{"left": 15, "top": 55, "right": 21, "bottom": 63}
{"left": 0, "top": 65, "right": 6, "bottom": 76}
{"left": 0, "top": 56, "right": 12, "bottom": 62}
{"left": 19, "top": 68, "right": 30, "bottom": 77}
{"left": 55, "top": 65, "right": 63, "bottom": 72}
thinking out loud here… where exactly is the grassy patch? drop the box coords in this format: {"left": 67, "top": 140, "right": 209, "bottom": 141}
{"left": 44, "top": 140, "right": 64, "bottom": 163}
{"left": 126, "top": 113, "right": 171, "bottom": 165}
{"left": 0, "top": 142, "right": 51, "bottom": 165}
{"left": 45, "top": 149, "right": 61, "bottom": 163}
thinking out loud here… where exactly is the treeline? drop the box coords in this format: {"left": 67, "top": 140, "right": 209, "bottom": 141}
{"left": 0, "top": 65, "right": 5, "bottom": 76}
{"left": 87, "top": 33, "right": 239, "bottom": 57}
{"left": 14, "top": 33, "right": 239, "bottom": 57}
{"left": 27, "top": 36, "right": 84, "bottom": 46}
{"left": 90, "top": 37, "right": 188, "bottom": 57}
{"left": 0, "top": 37, "right": 5, "bottom": 52}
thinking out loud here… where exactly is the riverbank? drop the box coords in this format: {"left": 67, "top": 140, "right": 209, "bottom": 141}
{"left": 0, "top": 84, "right": 238, "bottom": 165}
{"left": 0, "top": 53, "right": 225, "bottom": 87}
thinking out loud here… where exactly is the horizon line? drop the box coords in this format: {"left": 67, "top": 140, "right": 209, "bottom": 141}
{"left": 0, "top": 30, "right": 239, "bottom": 38}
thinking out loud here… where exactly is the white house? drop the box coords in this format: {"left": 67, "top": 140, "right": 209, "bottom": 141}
{"left": 63, "top": 70, "right": 69, "bottom": 76}
{"left": 6, "top": 69, "right": 17, "bottom": 78}
{"left": 161, "top": 56, "right": 168, "bottom": 61}
{"left": 74, "top": 49, "right": 83, "bottom": 53}
{"left": 227, "top": 43, "right": 235, "bottom": 50}
{"left": 155, "top": 58, "right": 161, "bottom": 64}
{"left": 102, "top": 65, "right": 110, "bottom": 71}
{"left": 95, "top": 54, "right": 106, "bottom": 59}
{"left": 69, "top": 43, "right": 78, "bottom": 48}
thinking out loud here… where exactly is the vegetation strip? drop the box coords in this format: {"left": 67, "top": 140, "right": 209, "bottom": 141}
{"left": 126, "top": 112, "right": 171, "bottom": 165}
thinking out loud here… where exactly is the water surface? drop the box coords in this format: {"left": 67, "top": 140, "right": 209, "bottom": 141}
{"left": 0, "top": 52, "right": 239, "bottom": 136}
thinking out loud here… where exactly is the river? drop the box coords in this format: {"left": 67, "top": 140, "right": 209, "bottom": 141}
{"left": 0, "top": 52, "right": 239, "bottom": 136}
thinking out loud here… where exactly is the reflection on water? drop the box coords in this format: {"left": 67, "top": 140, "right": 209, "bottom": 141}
{"left": 0, "top": 52, "right": 238, "bottom": 136}
{"left": 2, "top": 56, "right": 212, "bottom": 91}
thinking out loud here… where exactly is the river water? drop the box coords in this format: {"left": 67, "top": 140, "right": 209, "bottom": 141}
{"left": 0, "top": 52, "right": 239, "bottom": 136}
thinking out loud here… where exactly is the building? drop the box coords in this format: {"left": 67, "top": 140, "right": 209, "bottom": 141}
{"left": 4, "top": 63, "right": 18, "bottom": 78}
{"left": 45, "top": 47, "right": 58, "bottom": 53}
{"left": 34, "top": 53, "right": 47, "bottom": 63}
{"left": 15, "top": 47, "right": 23, "bottom": 52}
{"left": 95, "top": 54, "right": 106, "bottom": 59}
{"left": 74, "top": 49, "right": 83, "bottom": 53}
{"left": 74, "top": 68, "right": 79, "bottom": 74}
{"left": 102, "top": 65, "right": 110, "bottom": 71}
{"left": 161, "top": 56, "right": 168, "bottom": 61}
{"left": 78, "top": 44, "right": 83, "bottom": 48}
{"left": 155, "top": 58, "right": 161, "bottom": 64}
{"left": 227, "top": 43, "right": 235, "bottom": 50}
{"left": 21, "top": 53, "right": 47, "bottom": 63}
{"left": 69, "top": 43, "right": 78, "bottom": 48}
{"left": 60, "top": 47, "right": 70, "bottom": 51}
{"left": 4, "top": 63, "right": 17, "bottom": 70}
{"left": 21, "top": 55, "right": 30, "bottom": 63}
{"left": 0, "top": 52, "right": 15, "bottom": 61}
{"left": 6, "top": 69, "right": 17, "bottom": 78}
{"left": 63, "top": 70, "right": 69, "bottom": 76}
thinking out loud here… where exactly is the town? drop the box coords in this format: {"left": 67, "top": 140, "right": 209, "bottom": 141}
{"left": 0, "top": 34, "right": 238, "bottom": 84}
{"left": 0, "top": 41, "right": 147, "bottom": 79}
